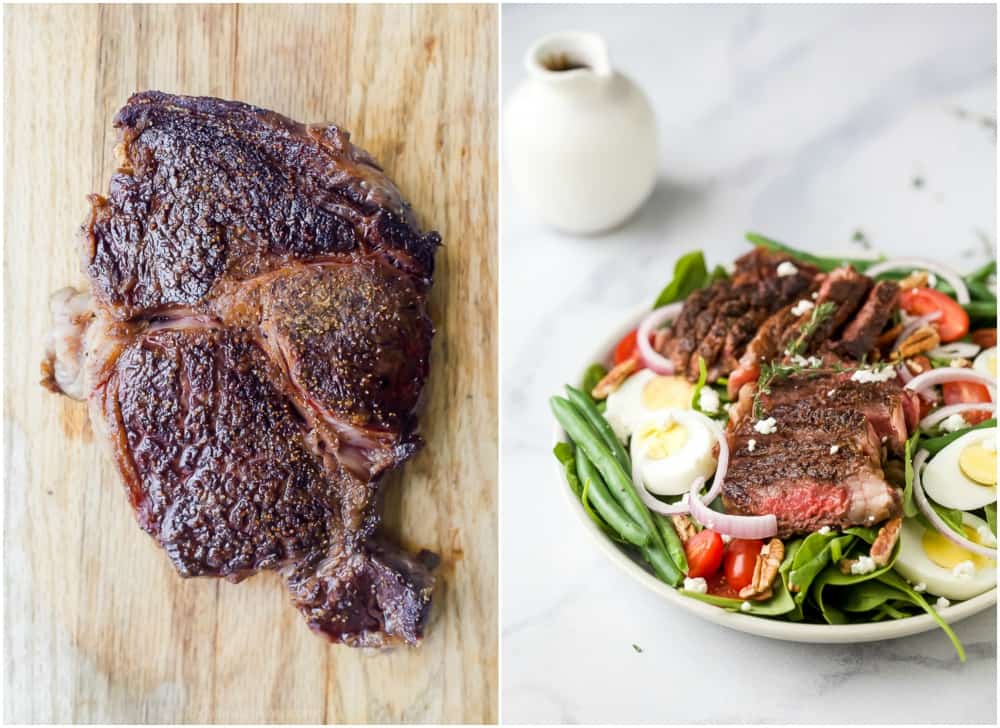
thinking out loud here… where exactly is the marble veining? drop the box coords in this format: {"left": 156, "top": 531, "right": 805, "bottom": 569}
{"left": 501, "top": 3, "right": 997, "bottom": 724}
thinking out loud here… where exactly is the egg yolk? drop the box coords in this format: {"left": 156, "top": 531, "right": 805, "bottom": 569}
{"left": 638, "top": 421, "right": 688, "bottom": 460}
{"left": 958, "top": 442, "right": 997, "bottom": 486}
{"left": 641, "top": 376, "right": 694, "bottom": 411}
{"left": 923, "top": 525, "right": 993, "bottom": 569}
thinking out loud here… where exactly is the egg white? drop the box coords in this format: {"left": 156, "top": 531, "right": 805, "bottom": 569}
{"left": 894, "top": 513, "right": 996, "bottom": 601}
{"left": 630, "top": 409, "right": 717, "bottom": 496}
{"left": 605, "top": 369, "right": 694, "bottom": 442}
{"left": 922, "top": 428, "right": 997, "bottom": 511}
{"left": 973, "top": 346, "right": 997, "bottom": 379}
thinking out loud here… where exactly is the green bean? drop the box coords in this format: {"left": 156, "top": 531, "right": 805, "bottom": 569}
{"left": 565, "top": 385, "right": 630, "bottom": 472}
{"left": 550, "top": 397, "right": 654, "bottom": 535}
{"left": 654, "top": 514, "right": 688, "bottom": 574}
{"left": 963, "top": 300, "right": 997, "bottom": 323}
{"left": 641, "top": 544, "right": 684, "bottom": 587}
{"left": 966, "top": 279, "right": 996, "bottom": 303}
{"left": 967, "top": 260, "right": 996, "bottom": 284}
{"left": 745, "top": 232, "right": 884, "bottom": 273}
{"left": 574, "top": 447, "right": 648, "bottom": 546}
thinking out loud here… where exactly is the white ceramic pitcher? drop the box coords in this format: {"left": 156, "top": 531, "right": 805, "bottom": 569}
{"left": 504, "top": 31, "right": 658, "bottom": 235}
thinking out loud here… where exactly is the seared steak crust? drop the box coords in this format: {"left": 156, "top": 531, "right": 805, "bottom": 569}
{"left": 43, "top": 92, "right": 440, "bottom": 647}
{"left": 838, "top": 280, "right": 900, "bottom": 359}
{"left": 723, "top": 372, "right": 908, "bottom": 536}
{"left": 87, "top": 91, "right": 440, "bottom": 320}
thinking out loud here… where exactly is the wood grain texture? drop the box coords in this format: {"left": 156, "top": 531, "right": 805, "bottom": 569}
{"left": 3, "top": 4, "right": 497, "bottom": 723}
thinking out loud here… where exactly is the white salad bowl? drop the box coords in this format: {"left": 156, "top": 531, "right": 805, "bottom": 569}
{"left": 552, "top": 306, "right": 997, "bottom": 644}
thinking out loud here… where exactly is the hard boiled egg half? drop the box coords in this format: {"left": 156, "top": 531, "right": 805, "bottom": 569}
{"left": 973, "top": 346, "right": 996, "bottom": 379}
{"left": 605, "top": 369, "right": 695, "bottom": 442}
{"left": 895, "top": 512, "right": 996, "bottom": 601}
{"left": 630, "top": 409, "right": 717, "bottom": 496}
{"left": 922, "top": 428, "right": 997, "bottom": 511}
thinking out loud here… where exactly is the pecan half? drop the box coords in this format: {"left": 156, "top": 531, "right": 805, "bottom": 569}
{"left": 898, "top": 270, "right": 930, "bottom": 290}
{"left": 890, "top": 325, "right": 940, "bottom": 361}
{"left": 870, "top": 517, "right": 902, "bottom": 567}
{"left": 739, "top": 538, "right": 784, "bottom": 600}
{"left": 670, "top": 514, "right": 697, "bottom": 544}
{"left": 591, "top": 355, "right": 639, "bottom": 399}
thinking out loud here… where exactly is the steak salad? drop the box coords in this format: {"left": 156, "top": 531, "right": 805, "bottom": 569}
{"left": 551, "top": 233, "right": 997, "bottom": 660}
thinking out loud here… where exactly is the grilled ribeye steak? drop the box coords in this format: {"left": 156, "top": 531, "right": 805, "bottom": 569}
{"left": 723, "top": 371, "right": 914, "bottom": 536}
{"left": 40, "top": 92, "right": 441, "bottom": 647}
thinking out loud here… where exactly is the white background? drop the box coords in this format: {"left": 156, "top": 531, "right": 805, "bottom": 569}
{"left": 501, "top": 4, "right": 997, "bottom": 723}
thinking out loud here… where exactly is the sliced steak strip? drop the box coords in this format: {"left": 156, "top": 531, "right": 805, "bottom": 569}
{"left": 723, "top": 373, "right": 905, "bottom": 536}
{"left": 836, "top": 280, "right": 900, "bottom": 359}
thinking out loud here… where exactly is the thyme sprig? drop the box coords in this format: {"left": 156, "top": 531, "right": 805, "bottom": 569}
{"left": 752, "top": 361, "right": 805, "bottom": 420}
{"left": 786, "top": 301, "right": 837, "bottom": 357}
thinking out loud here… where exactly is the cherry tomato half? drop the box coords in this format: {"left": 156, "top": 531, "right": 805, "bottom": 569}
{"left": 723, "top": 538, "right": 764, "bottom": 591}
{"left": 899, "top": 287, "right": 969, "bottom": 343}
{"left": 613, "top": 329, "right": 639, "bottom": 365}
{"left": 943, "top": 381, "right": 993, "bottom": 424}
{"left": 684, "top": 529, "right": 725, "bottom": 578}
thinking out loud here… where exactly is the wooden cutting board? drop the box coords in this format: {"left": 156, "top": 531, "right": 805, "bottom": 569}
{"left": 3, "top": 4, "right": 497, "bottom": 723}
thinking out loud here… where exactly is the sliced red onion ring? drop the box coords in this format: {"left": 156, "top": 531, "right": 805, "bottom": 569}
{"left": 631, "top": 409, "right": 729, "bottom": 516}
{"left": 687, "top": 476, "right": 778, "bottom": 539}
{"left": 904, "top": 367, "right": 997, "bottom": 401}
{"left": 636, "top": 303, "right": 684, "bottom": 375}
{"left": 919, "top": 402, "right": 996, "bottom": 431}
{"left": 928, "top": 342, "right": 981, "bottom": 360}
{"left": 866, "top": 258, "right": 971, "bottom": 304}
{"left": 893, "top": 311, "right": 941, "bottom": 352}
{"left": 913, "top": 449, "right": 997, "bottom": 559}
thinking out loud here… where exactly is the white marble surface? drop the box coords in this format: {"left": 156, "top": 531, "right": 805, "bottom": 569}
{"left": 500, "top": 4, "right": 997, "bottom": 724}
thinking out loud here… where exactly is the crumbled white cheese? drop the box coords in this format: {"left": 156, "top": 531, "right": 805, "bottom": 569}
{"left": 747, "top": 439, "right": 757, "bottom": 452}
{"left": 818, "top": 526, "right": 832, "bottom": 535}
{"left": 827, "top": 389, "right": 836, "bottom": 398}
{"left": 721, "top": 534, "right": 733, "bottom": 544}
{"left": 914, "top": 582, "right": 927, "bottom": 593}
{"left": 776, "top": 261, "right": 798, "bottom": 277}
{"left": 683, "top": 577, "right": 708, "bottom": 594}
{"left": 880, "top": 436, "right": 888, "bottom": 444}
{"left": 723, "top": 402, "right": 733, "bottom": 414}
{"left": 740, "top": 601, "right": 752, "bottom": 613}
{"left": 754, "top": 417, "right": 777, "bottom": 435}
{"left": 927, "top": 272, "right": 938, "bottom": 289}
{"left": 698, "top": 386, "right": 720, "bottom": 414}
{"left": 811, "top": 291, "right": 819, "bottom": 300}
{"left": 829, "top": 445, "right": 840, "bottom": 455}
{"left": 949, "top": 358, "right": 971, "bottom": 369}
{"left": 850, "top": 555, "right": 877, "bottom": 575}
{"left": 940, "top": 413, "right": 969, "bottom": 433}
{"left": 952, "top": 560, "right": 975, "bottom": 579}
{"left": 851, "top": 367, "right": 896, "bottom": 384}
{"left": 790, "top": 299, "right": 815, "bottom": 317}
{"left": 936, "top": 596, "right": 951, "bottom": 609}
{"left": 790, "top": 354, "right": 822, "bottom": 368}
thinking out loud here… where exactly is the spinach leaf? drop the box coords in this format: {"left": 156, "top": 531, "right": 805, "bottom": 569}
{"left": 986, "top": 503, "right": 997, "bottom": 537}
{"left": 681, "top": 574, "right": 795, "bottom": 617}
{"left": 581, "top": 363, "right": 608, "bottom": 398}
{"left": 916, "top": 500, "right": 966, "bottom": 537}
{"left": 653, "top": 251, "right": 710, "bottom": 308}
{"left": 708, "top": 264, "right": 729, "bottom": 283}
{"left": 553, "top": 442, "right": 581, "bottom": 497}
{"left": 843, "top": 526, "right": 879, "bottom": 544}
{"left": 836, "top": 581, "right": 908, "bottom": 613}
{"left": 690, "top": 356, "right": 711, "bottom": 415}
{"left": 877, "top": 571, "right": 966, "bottom": 662}
{"left": 903, "top": 429, "right": 921, "bottom": 518}
{"left": 921, "top": 418, "right": 996, "bottom": 456}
